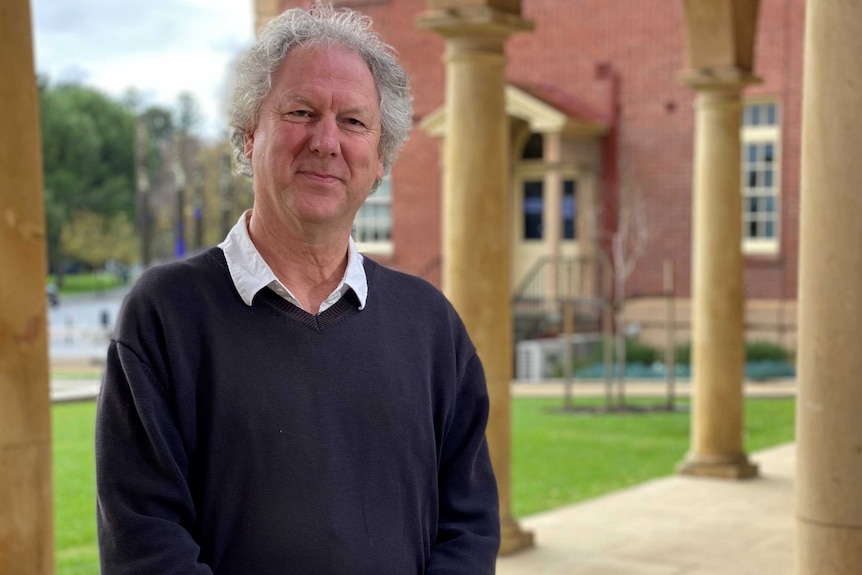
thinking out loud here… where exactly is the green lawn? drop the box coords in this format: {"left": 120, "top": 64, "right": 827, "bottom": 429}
{"left": 52, "top": 397, "right": 796, "bottom": 574}
{"left": 512, "top": 397, "right": 796, "bottom": 517}
{"left": 53, "top": 402, "right": 99, "bottom": 575}
{"left": 50, "top": 273, "right": 126, "bottom": 296}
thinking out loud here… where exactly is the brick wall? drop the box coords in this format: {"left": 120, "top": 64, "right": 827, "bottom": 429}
{"left": 264, "top": 0, "right": 805, "bottom": 301}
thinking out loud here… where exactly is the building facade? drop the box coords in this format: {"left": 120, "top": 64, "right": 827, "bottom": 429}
{"left": 259, "top": 0, "right": 805, "bottom": 344}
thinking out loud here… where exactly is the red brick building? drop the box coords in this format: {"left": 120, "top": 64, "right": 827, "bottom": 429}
{"left": 261, "top": 0, "right": 805, "bottom": 339}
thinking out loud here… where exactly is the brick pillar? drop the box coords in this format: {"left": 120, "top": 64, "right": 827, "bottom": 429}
{"left": 796, "top": 1, "right": 862, "bottom": 572}
{"left": 676, "top": 76, "right": 758, "bottom": 480}
{"left": 0, "top": 0, "right": 55, "bottom": 573}
{"left": 418, "top": 5, "right": 533, "bottom": 555}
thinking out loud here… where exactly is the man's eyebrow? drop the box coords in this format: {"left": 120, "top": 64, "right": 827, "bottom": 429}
{"left": 275, "top": 93, "right": 313, "bottom": 108}
{"left": 339, "top": 104, "right": 375, "bottom": 117}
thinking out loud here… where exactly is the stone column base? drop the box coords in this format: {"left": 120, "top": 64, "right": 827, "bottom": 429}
{"left": 797, "top": 515, "right": 862, "bottom": 573}
{"left": 676, "top": 454, "right": 759, "bottom": 479}
{"left": 499, "top": 517, "right": 534, "bottom": 556}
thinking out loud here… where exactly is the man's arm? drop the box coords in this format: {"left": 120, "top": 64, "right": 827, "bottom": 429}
{"left": 96, "top": 340, "right": 213, "bottom": 575}
{"left": 426, "top": 352, "right": 500, "bottom": 574}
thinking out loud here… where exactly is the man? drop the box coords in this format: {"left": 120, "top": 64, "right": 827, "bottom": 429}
{"left": 95, "top": 3, "right": 500, "bottom": 574}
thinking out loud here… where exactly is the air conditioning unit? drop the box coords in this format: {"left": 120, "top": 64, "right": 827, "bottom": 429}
{"left": 515, "top": 334, "right": 602, "bottom": 381}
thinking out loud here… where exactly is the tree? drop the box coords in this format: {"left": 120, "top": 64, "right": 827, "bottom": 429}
{"left": 195, "top": 141, "right": 254, "bottom": 246}
{"left": 608, "top": 186, "right": 649, "bottom": 408}
{"left": 136, "top": 105, "right": 176, "bottom": 263}
{"left": 60, "top": 211, "right": 138, "bottom": 272}
{"left": 39, "top": 81, "right": 136, "bottom": 278}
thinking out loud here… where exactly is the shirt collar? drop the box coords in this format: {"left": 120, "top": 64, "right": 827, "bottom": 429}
{"left": 218, "top": 210, "right": 367, "bottom": 310}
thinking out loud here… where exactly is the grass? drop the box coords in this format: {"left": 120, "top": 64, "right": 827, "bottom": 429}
{"left": 51, "top": 397, "right": 796, "bottom": 574}
{"left": 512, "top": 397, "right": 796, "bottom": 517}
{"left": 53, "top": 402, "right": 99, "bottom": 575}
{"left": 50, "top": 273, "right": 126, "bottom": 296}
{"left": 52, "top": 369, "right": 104, "bottom": 381}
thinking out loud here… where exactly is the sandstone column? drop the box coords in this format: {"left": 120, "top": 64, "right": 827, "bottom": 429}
{"left": 796, "top": 1, "right": 862, "bottom": 572}
{"left": 676, "top": 0, "right": 760, "bottom": 479}
{"left": 0, "top": 0, "right": 55, "bottom": 573}
{"left": 544, "top": 133, "right": 562, "bottom": 304}
{"left": 253, "top": 0, "right": 284, "bottom": 36}
{"left": 676, "top": 78, "right": 758, "bottom": 479}
{"left": 418, "top": 3, "right": 533, "bottom": 555}
{"left": 577, "top": 169, "right": 599, "bottom": 299}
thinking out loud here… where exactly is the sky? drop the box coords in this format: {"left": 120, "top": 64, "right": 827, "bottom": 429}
{"left": 31, "top": 0, "right": 256, "bottom": 140}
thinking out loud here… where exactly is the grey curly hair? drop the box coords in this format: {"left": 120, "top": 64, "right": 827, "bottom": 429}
{"left": 228, "top": 2, "right": 413, "bottom": 177}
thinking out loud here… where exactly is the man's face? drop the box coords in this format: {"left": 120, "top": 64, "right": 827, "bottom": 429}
{"left": 244, "top": 43, "right": 384, "bottom": 235}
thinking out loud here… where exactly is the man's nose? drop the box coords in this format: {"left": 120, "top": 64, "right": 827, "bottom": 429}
{"left": 309, "top": 117, "right": 339, "bottom": 157}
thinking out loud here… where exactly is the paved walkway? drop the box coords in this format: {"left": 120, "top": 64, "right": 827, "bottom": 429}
{"left": 511, "top": 378, "right": 796, "bottom": 399}
{"left": 50, "top": 372, "right": 797, "bottom": 573}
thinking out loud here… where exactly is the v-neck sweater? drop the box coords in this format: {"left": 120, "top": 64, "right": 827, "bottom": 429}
{"left": 95, "top": 248, "right": 500, "bottom": 575}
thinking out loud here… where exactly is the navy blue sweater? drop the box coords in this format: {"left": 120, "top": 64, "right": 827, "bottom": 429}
{"left": 95, "top": 249, "right": 500, "bottom": 574}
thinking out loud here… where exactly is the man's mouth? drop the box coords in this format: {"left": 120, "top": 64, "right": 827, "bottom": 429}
{"left": 300, "top": 171, "right": 343, "bottom": 184}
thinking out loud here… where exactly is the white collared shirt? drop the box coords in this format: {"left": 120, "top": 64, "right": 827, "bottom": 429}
{"left": 218, "top": 210, "right": 368, "bottom": 314}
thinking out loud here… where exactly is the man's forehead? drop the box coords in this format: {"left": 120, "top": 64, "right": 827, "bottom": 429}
{"left": 272, "top": 89, "right": 378, "bottom": 114}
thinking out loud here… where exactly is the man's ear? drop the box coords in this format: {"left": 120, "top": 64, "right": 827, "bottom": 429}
{"left": 243, "top": 132, "right": 254, "bottom": 159}
{"left": 375, "top": 156, "right": 384, "bottom": 181}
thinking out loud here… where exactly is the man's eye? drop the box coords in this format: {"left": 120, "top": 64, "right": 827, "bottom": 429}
{"left": 288, "top": 110, "right": 312, "bottom": 118}
{"left": 344, "top": 118, "right": 366, "bottom": 128}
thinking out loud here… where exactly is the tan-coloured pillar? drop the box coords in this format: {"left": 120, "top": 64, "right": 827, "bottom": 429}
{"left": 253, "top": 0, "right": 283, "bottom": 36}
{"left": 0, "top": 1, "right": 55, "bottom": 573}
{"left": 577, "top": 169, "right": 599, "bottom": 299}
{"left": 796, "top": 2, "right": 862, "bottom": 572}
{"left": 676, "top": 78, "right": 758, "bottom": 479}
{"left": 544, "top": 133, "right": 562, "bottom": 304}
{"left": 417, "top": 6, "right": 533, "bottom": 555}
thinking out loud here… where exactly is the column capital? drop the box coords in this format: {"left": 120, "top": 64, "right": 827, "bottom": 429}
{"left": 679, "top": 67, "right": 759, "bottom": 93}
{"left": 417, "top": 6, "right": 533, "bottom": 40}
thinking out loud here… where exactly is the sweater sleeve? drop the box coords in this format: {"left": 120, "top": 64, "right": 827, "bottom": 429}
{"left": 426, "top": 352, "right": 501, "bottom": 574}
{"left": 95, "top": 339, "right": 213, "bottom": 575}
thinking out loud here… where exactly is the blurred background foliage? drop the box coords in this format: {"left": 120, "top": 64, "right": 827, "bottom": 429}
{"left": 38, "top": 77, "right": 252, "bottom": 287}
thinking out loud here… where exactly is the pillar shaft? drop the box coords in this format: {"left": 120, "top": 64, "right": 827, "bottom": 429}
{"left": 577, "top": 170, "right": 599, "bottom": 299}
{"left": 442, "top": 32, "right": 533, "bottom": 555}
{"left": 543, "top": 133, "right": 562, "bottom": 303}
{"left": 796, "top": 1, "right": 862, "bottom": 572}
{"left": 677, "top": 82, "right": 757, "bottom": 479}
{"left": 0, "top": 0, "right": 55, "bottom": 573}
{"left": 419, "top": 6, "right": 533, "bottom": 554}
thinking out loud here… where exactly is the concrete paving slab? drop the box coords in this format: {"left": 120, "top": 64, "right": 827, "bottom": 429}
{"left": 512, "top": 379, "right": 796, "bottom": 399}
{"left": 51, "top": 378, "right": 102, "bottom": 403}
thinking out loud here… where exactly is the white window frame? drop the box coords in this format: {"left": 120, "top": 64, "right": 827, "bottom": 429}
{"left": 353, "top": 173, "right": 393, "bottom": 256}
{"left": 741, "top": 100, "right": 781, "bottom": 256}
{"left": 514, "top": 161, "right": 579, "bottom": 244}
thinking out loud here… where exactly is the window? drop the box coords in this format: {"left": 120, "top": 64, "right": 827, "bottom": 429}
{"left": 519, "top": 176, "right": 578, "bottom": 242}
{"left": 741, "top": 101, "right": 780, "bottom": 254}
{"left": 521, "top": 133, "right": 544, "bottom": 160}
{"left": 353, "top": 174, "right": 392, "bottom": 253}
{"left": 523, "top": 181, "right": 544, "bottom": 240}
{"left": 562, "top": 179, "right": 577, "bottom": 240}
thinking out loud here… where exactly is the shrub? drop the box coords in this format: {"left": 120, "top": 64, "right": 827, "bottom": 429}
{"left": 587, "top": 338, "right": 660, "bottom": 366}
{"left": 673, "top": 340, "right": 792, "bottom": 366}
{"left": 745, "top": 340, "right": 792, "bottom": 363}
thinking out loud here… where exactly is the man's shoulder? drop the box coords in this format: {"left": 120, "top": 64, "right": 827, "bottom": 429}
{"left": 122, "top": 248, "right": 229, "bottom": 317}
{"left": 363, "top": 257, "right": 448, "bottom": 305}
{"left": 361, "top": 257, "right": 471, "bottom": 335}
{"left": 134, "top": 248, "right": 226, "bottom": 294}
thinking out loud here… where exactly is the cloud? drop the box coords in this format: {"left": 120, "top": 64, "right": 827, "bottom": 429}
{"left": 32, "top": 0, "right": 254, "bottom": 139}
